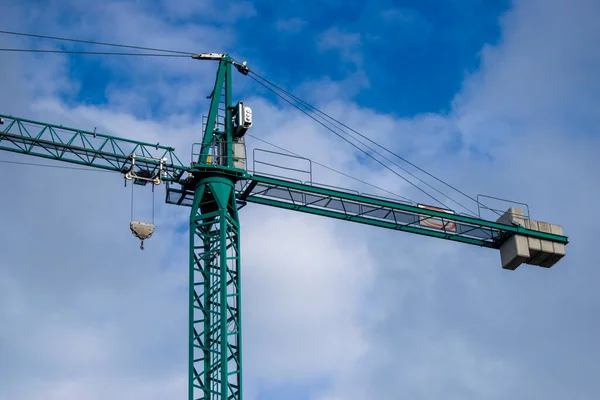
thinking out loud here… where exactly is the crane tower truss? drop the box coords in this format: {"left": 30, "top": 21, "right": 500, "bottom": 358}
{"left": 190, "top": 177, "right": 242, "bottom": 400}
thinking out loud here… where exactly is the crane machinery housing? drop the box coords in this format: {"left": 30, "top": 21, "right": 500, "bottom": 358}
{"left": 0, "top": 53, "right": 569, "bottom": 400}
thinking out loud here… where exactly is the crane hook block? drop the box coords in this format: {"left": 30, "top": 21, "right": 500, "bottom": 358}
{"left": 130, "top": 220, "right": 155, "bottom": 250}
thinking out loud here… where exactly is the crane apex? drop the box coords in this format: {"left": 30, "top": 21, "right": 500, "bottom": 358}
{"left": 191, "top": 53, "right": 226, "bottom": 60}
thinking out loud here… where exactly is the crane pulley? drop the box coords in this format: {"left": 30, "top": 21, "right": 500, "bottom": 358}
{"left": 124, "top": 153, "right": 168, "bottom": 185}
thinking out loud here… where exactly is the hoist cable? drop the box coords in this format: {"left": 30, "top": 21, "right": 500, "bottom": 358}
{"left": 131, "top": 181, "right": 135, "bottom": 221}
{"left": 247, "top": 73, "right": 453, "bottom": 210}
{"left": 248, "top": 70, "right": 479, "bottom": 215}
{"left": 152, "top": 184, "right": 156, "bottom": 224}
{"left": 0, "top": 48, "right": 190, "bottom": 57}
{"left": 0, "top": 159, "right": 115, "bottom": 172}
{"left": 247, "top": 70, "right": 491, "bottom": 216}
{"left": 0, "top": 29, "right": 194, "bottom": 55}
{"left": 245, "top": 133, "right": 415, "bottom": 203}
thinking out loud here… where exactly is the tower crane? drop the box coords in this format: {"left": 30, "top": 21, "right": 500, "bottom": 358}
{"left": 0, "top": 53, "right": 569, "bottom": 400}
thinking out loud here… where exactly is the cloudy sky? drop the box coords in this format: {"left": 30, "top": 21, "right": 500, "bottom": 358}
{"left": 1, "top": 0, "right": 599, "bottom": 399}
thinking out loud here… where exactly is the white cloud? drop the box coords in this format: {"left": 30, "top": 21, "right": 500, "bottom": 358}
{"left": 454, "top": 0, "right": 600, "bottom": 145}
{"left": 295, "top": 71, "right": 370, "bottom": 105}
{"left": 160, "top": 0, "right": 257, "bottom": 23}
{"left": 317, "top": 27, "right": 363, "bottom": 67}
{"left": 242, "top": 209, "right": 373, "bottom": 384}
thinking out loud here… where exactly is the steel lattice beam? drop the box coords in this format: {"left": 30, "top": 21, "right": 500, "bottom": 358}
{"left": 0, "top": 114, "right": 190, "bottom": 182}
{"left": 190, "top": 177, "right": 242, "bottom": 400}
{"left": 168, "top": 174, "right": 569, "bottom": 249}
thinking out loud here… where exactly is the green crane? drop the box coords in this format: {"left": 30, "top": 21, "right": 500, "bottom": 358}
{"left": 0, "top": 54, "right": 569, "bottom": 400}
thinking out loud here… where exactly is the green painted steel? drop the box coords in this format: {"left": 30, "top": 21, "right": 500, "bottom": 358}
{"left": 199, "top": 58, "right": 224, "bottom": 164}
{"left": 225, "top": 60, "right": 233, "bottom": 167}
{"left": 242, "top": 175, "right": 569, "bottom": 246}
{"left": 198, "top": 57, "right": 232, "bottom": 165}
{"left": 189, "top": 176, "right": 242, "bottom": 399}
{"left": 245, "top": 195, "right": 496, "bottom": 247}
{"left": 188, "top": 55, "right": 243, "bottom": 400}
{"left": 0, "top": 113, "right": 190, "bottom": 182}
{"left": 2, "top": 110, "right": 567, "bottom": 248}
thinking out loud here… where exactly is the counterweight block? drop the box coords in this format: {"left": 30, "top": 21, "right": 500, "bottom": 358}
{"left": 497, "top": 207, "right": 566, "bottom": 270}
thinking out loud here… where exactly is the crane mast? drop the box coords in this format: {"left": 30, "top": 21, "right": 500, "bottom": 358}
{"left": 0, "top": 53, "right": 569, "bottom": 400}
{"left": 185, "top": 55, "right": 248, "bottom": 399}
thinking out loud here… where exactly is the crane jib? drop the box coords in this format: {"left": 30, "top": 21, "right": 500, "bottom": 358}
{"left": 0, "top": 115, "right": 190, "bottom": 183}
{"left": 238, "top": 174, "right": 569, "bottom": 248}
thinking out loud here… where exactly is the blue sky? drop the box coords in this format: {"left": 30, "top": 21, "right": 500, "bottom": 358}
{"left": 235, "top": 0, "right": 511, "bottom": 115}
{"left": 1, "top": 0, "right": 600, "bottom": 399}
{"left": 19, "top": 0, "right": 510, "bottom": 117}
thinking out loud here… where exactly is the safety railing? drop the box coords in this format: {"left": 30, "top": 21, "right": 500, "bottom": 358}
{"left": 477, "top": 194, "right": 531, "bottom": 220}
{"left": 252, "top": 148, "right": 313, "bottom": 184}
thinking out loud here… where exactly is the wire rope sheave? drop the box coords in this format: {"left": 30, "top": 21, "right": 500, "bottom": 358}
{"left": 0, "top": 114, "right": 190, "bottom": 183}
